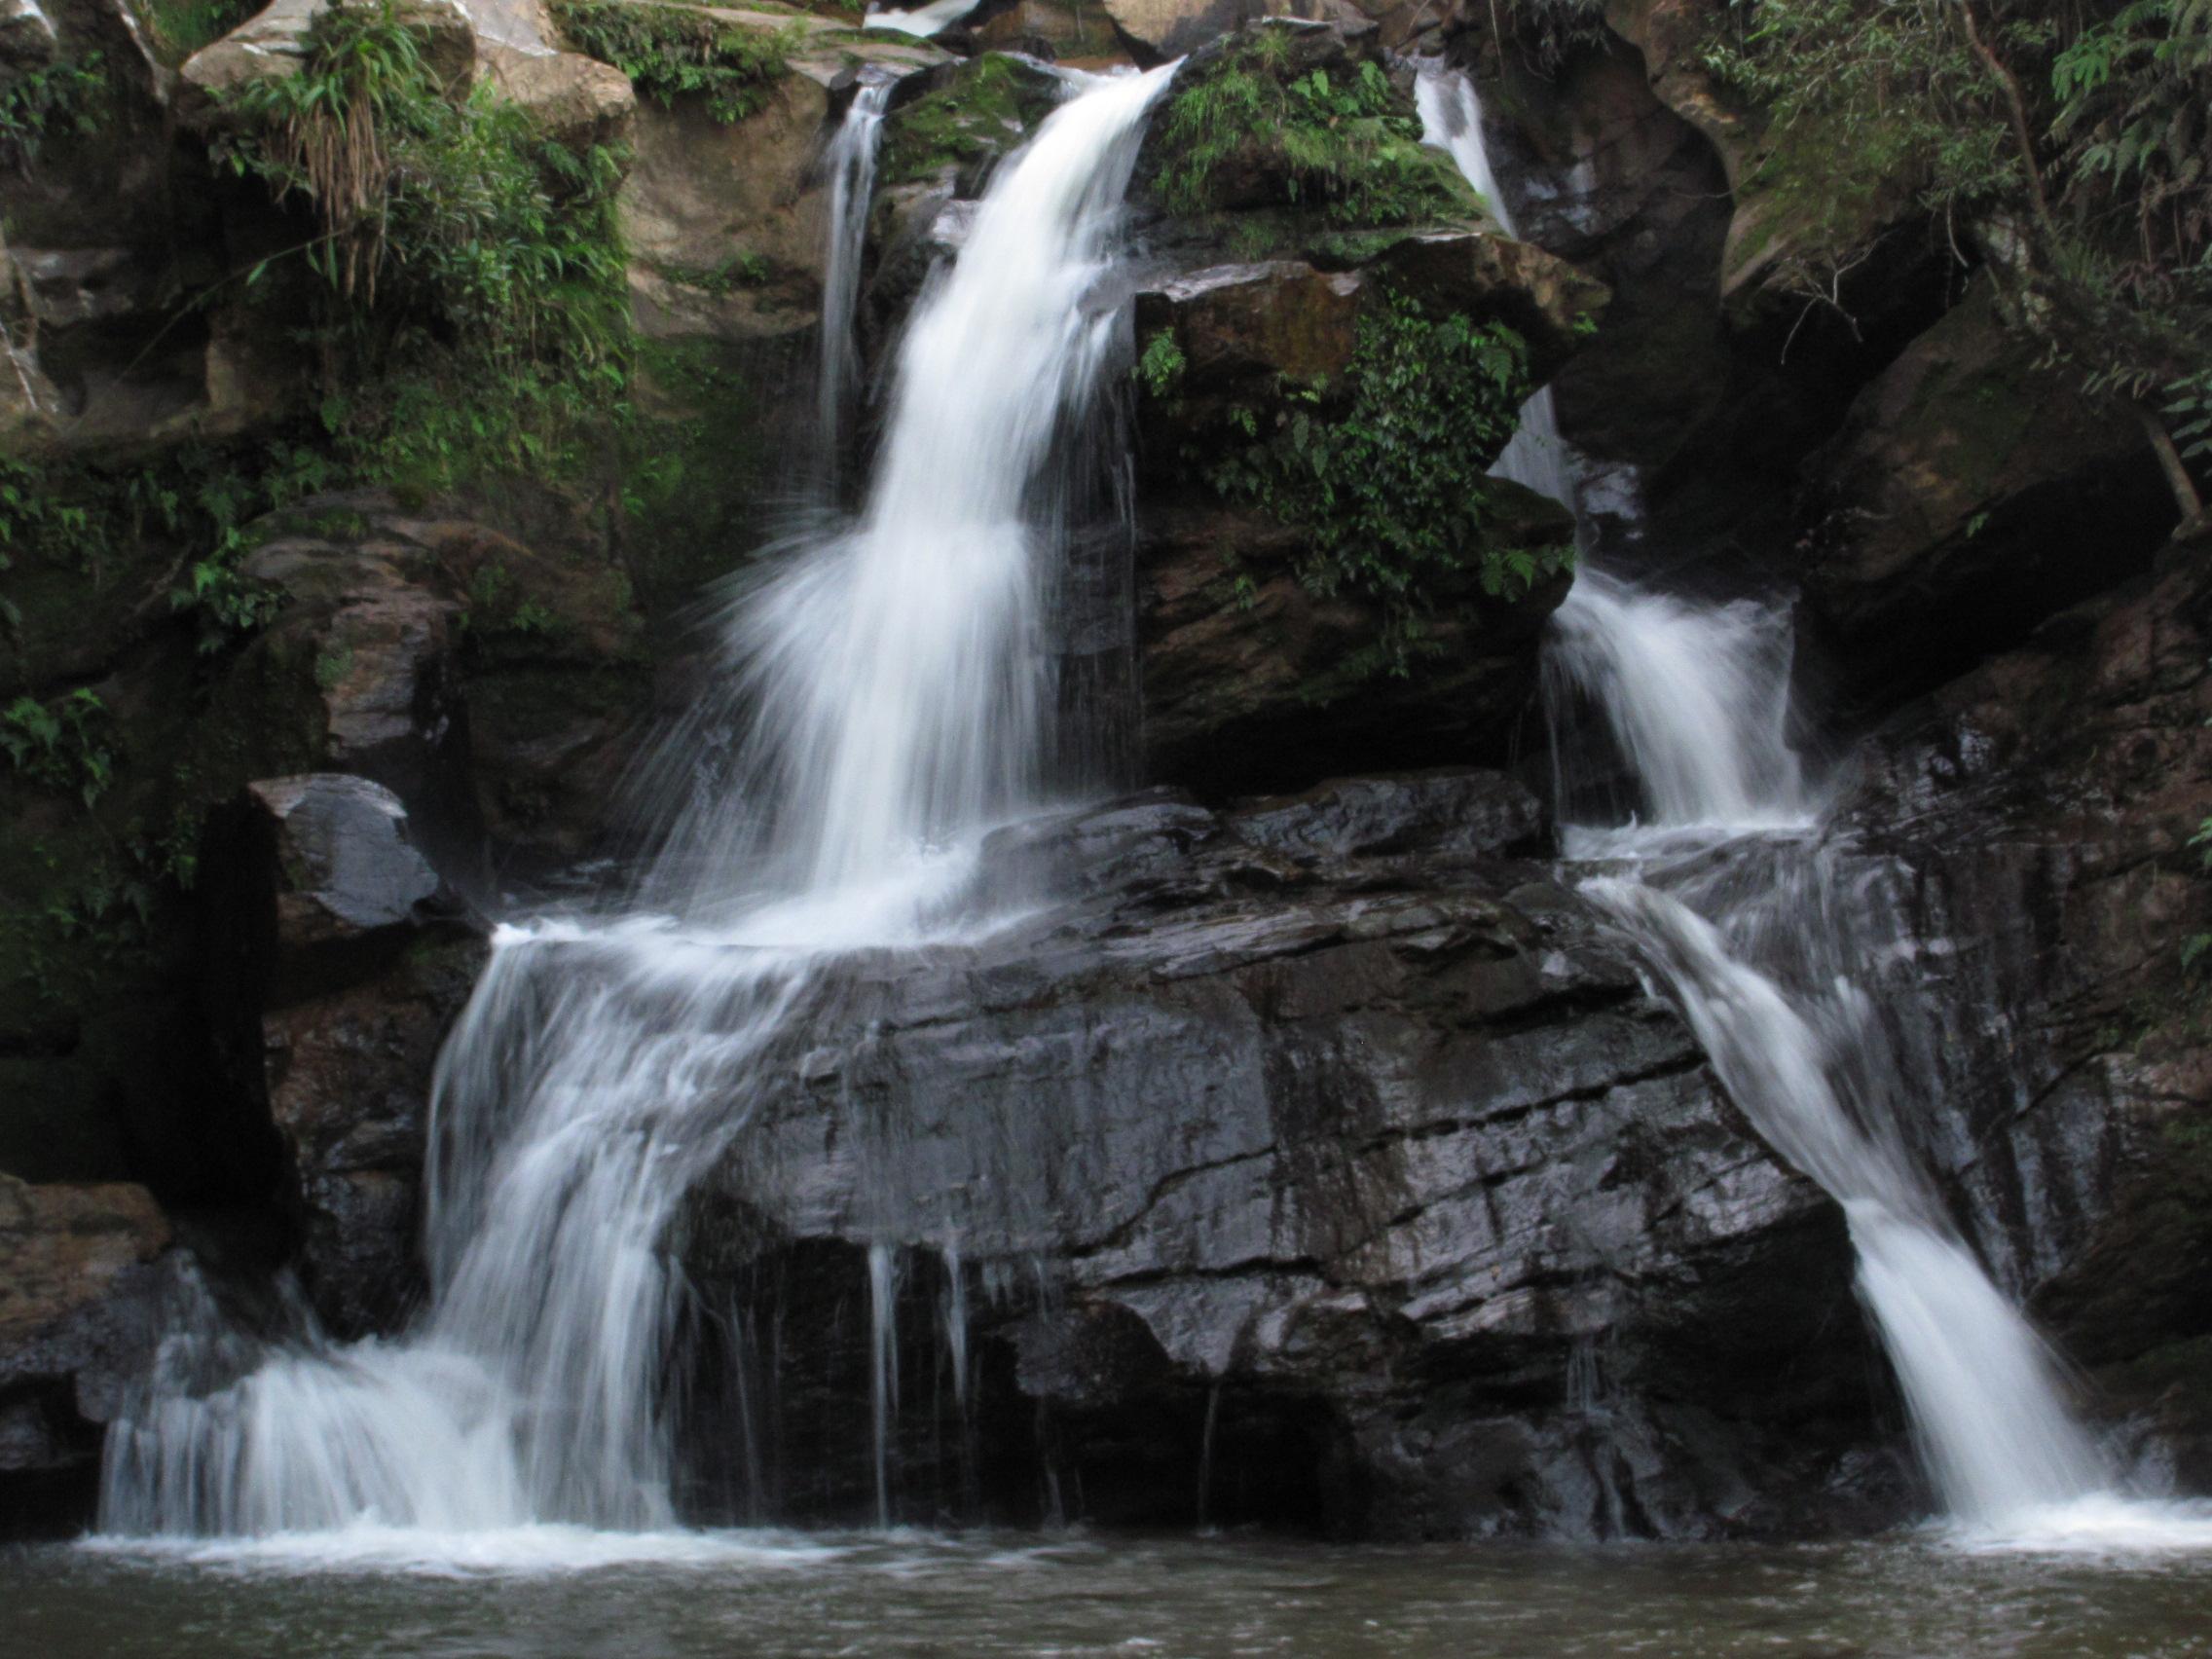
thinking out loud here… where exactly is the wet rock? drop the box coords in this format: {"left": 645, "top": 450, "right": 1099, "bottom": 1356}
{"left": 1134, "top": 481, "right": 1575, "bottom": 797}
{"left": 237, "top": 493, "right": 651, "bottom": 874}
{"left": 1227, "top": 767, "right": 1546, "bottom": 862}
{"left": 207, "top": 775, "right": 485, "bottom": 1337}
{"left": 677, "top": 790, "right": 1892, "bottom": 1537}
{"left": 247, "top": 774, "right": 450, "bottom": 959}
{"left": 1800, "top": 284, "right": 2178, "bottom": 706}
{"left": 1840, "top": 538, "right": 2212, "bottom": 1477}
{"left": 0, "top": 1176, "right": 170, "bottom": 1532}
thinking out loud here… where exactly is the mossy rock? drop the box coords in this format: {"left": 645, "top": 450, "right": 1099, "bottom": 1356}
{"left": 1131, "top": 22, "right": 1481, "bottom": 234}
{"left": 875, "top": 51, "right": 1062, "bottom": 189}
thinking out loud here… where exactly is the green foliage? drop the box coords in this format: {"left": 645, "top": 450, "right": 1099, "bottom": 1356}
{"left": 217, "top": 0, "right": 633, "bottom": 497}
{"left": 2052, "top": 0, "right": 2211, "bottom": 282}
{"left": 134, "top": 0, "right": 257, "bottom": 64}
{"left": 0, "top": 53, "right": 106, "bottom": 166}
{"left": 3, "top": 443, "right": 329, "bottom": 654}
{"left": 877, "top": 53, "right": 1050, "bottom": 185}
{"left": 1, "top": 690, "right": 116, "bottom": 809}
{"left": 649, "top": 251, "right": 774, "bottom": 294}
{"left": 553, "top": 0, "right": 799, "bottom": 123}
{"left": 1701, "top": 0, "right": 2027, "bottom": 276}
{"left": 1137, "top": 329, "right": 1186, "bottom": 399}
{"left": 1153, "top": 35, "right": 1478, "bottom": 227}
{"left": 1199, "top": 289, "right": 1567, "bottom": 666}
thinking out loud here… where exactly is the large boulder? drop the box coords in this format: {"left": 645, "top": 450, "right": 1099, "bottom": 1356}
{"left": 180, "top": 0, "right": 476, "bottom": 101}
{"left": 1102, "top": 0, "right": 1368, "bottom": 61}
{"left": 0, "top": 1176, "right": 171, "bottom": 1532}
{"left": 1799, "top": 284, "right": 2178, "bottom": 705}
{"left": 668, "top": 784, "right": 1898, "bottom": 1536}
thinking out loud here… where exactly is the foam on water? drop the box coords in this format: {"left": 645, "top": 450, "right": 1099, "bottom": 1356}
{"left": 94, "top": 62, "right": 1180, "bottom": 1556}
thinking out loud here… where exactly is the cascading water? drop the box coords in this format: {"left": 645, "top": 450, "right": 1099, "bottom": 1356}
{"left": 1419, "top": 55, "right": 2212, "bottom": 1547}
{"left": 97, "top": 61, "right": 1180, "bottom": 1552}
{"left": 818, "top": 78, "right": 893, "bottom": 474}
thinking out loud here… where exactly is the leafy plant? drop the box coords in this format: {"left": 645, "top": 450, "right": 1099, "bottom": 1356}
{"left": 1137, "top": 329, "right": 1186, "bottom": 399}
{"left": 552, "top": 0, "right": 800, "bottom": 123}
{"left": 217, "top": 0, "right": 633, "bottom": 495}
{"left": 1, "top": 689, "right": 117, "bottom": 808}
{"left": 0, "top": 53, "right": 106, "bottom": 167}
{"left": 1201, "top": 289, "right": 1568, "bottom": 666}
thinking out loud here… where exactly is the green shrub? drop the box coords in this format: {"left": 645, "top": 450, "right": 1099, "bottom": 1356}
{"left": 1137, "top": 329, "right": 1187, "bottom": 399}
{"left": 217, "top": 0, "right": 632, "bottom": 496}
{"left": 1198, "top": 288, "right": 1568, "bottom": 666}
{"left": 0, "top": 53, "right": 106, "bottom": 166}
{"left": 1, "top": 690, "right": 117, "bottom": 809}
{"left": 552, "top": 0, "right": 800, "bottom": 123}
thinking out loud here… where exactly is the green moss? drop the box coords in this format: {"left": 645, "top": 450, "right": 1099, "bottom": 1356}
{"left": 1149, "top": 34, "right": 1481, "bottom": 228}
{"left": 130, "top": 0, "right": 257, "bottom": 64}
{"left": 648, "top": 251, "right": 776, "bottom": 295}
{"left": 877, "top": 54, "right": 1056, "bottom": 186}
{"left": 620, "top": 336, "right": 788, "bottom": 608}
{"left": 552, "top": 0, "right": 802, "bottom": 122}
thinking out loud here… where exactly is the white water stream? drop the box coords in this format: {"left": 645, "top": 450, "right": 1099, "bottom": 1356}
{"left": 818, "top": 78, "right": 893, "bottom": 474}
{"left": 98, "top": 62, "right": 1179, "bottom": 1555}
{"left": 1416, "top": 58, "right": 2212, "bottom": 1549}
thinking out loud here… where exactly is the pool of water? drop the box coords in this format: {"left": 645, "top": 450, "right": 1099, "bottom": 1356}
{"left": 7, "top": 1529, "right": 2212, "bottom": 1658}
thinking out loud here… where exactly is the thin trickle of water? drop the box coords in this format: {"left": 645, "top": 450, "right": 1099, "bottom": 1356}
{"left": 819, "top": 78, "right": 894, "bottom": 476}
{"left": 867, "top": 1243, "right": 900, "bottom": 1529}
{"left": 99, "top": 63, "right": 1181, "bottom": 1548}
{"left": 1196, "top": 1382, "right": 1222, "bottom": 1532}
{"left": 1415, "top": 66, "right": 1576, "bottom": 508}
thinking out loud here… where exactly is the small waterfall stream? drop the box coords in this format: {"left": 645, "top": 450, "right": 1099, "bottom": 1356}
{"left": 818, "top": 78, "right": 893, "bottom": 475}
{"left": 1419, "top": 58, "right": 2211, "bottom": 1546}
{"left": 98, "top": 62, "right": 1180, "bottom": 1551}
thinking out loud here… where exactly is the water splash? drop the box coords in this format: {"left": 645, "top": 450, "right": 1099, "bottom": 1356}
{"left": 1543, "top": 569, "right": 1808, "bottom": 843}
{"left": 99, "top": 63, "right": 1180, "bottom": 1547}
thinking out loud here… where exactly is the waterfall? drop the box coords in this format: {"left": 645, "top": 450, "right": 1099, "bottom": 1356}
{"left": 1415, "top": 52, "right": 2212, "bottom": 1544}
{"left": 1415, "top": 66, "right": 1576, "bottom": 508}
{"left": 98, "top": 62, "right": 1180, "bottom": 1552}
{"left": 1536, "top": 439, "right": 2212, "bottom": 1550}
{"left": 819, "top": 78, "right": 893, "bottom": 474}
{"left": 1543, "top": 571, "right": 1806, "bottom": 840}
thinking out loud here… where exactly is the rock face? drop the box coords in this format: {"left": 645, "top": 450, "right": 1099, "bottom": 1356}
{"left": 674, "top": 781, "right": 1899, "bottom": 1537}
{"left": 1115, "top": 25, "right": 1608, "bottom": 796}
{"left": 1799, "top": 285, "right": 2178, "bottom": 704}
{"left": 0, "top": 1176, "right": 171, "bottom": 1531}
{"left": 1840, "top": 539, "right": 2212, "bottom": 1484}
{"left": 203, "top": 775, "right": 484, "bottom": 1337}
{"left": 1135, "top": 480, "right": 1574, "bottom": 794}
